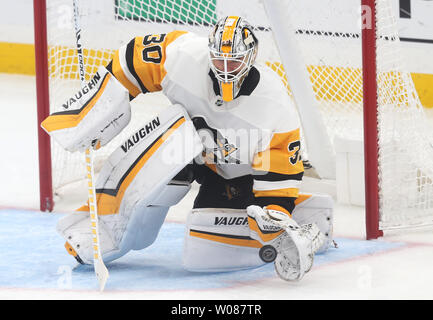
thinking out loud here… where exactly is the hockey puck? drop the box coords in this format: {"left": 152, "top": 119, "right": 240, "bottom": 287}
{"left": 259, "top": 245, "right": 277, "bottom": 263}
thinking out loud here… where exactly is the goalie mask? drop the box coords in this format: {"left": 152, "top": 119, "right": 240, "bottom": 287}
{"left": 209, "top": 16, "right": 258, "bottom": 102}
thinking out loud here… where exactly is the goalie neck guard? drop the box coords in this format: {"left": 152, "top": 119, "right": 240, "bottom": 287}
{"left": 208, "top": 16, "right": 258, "bottom": 102}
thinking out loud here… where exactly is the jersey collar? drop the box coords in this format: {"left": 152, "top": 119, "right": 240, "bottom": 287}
{"left": 208, "top": 66, "right": 260, "bottom": 100}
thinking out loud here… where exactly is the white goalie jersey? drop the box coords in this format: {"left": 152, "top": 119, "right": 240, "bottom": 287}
{"left": 107, "top": 30, "right": 304, "bottom": 207}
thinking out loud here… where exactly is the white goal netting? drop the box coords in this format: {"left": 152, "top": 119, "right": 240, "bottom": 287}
{"left": 44, "top": 0, "right": 433, "bottom": 229}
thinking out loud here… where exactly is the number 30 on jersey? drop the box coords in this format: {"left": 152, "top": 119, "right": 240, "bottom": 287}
{"left": 141, "top": 34, "right": 166, "bottom": 64}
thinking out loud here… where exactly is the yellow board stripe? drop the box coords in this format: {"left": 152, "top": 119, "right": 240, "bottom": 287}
{"left": 0, "top": 42, "right": 35, "bottom": 75}
{"left": 95, "top": 116, "right": 186, "bottom": 215}
{"left": 266, "top": 61, "right": 433, "bottom": 108}
{"left": 189, "top": 229, "right": 262, "bottom": 248}
{"left": 49, "top": 45, "right": 114, "bottom": 81}
{"left": 2, "top": 42, "right": 433, "bottom": 108}
{"left": 41, "top": 72, "right": 112, "bottom": 132}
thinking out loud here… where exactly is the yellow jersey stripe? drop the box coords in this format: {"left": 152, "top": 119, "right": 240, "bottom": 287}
{"left": 253, "top": 187, "right": 299, "bottom": 199}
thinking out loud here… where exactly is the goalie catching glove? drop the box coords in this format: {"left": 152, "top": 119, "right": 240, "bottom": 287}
{"left": 247, "top": 205, "right": 325, "bottom": 281}
{"left": 41, "top": 66, "right": 131, "bottom": 152}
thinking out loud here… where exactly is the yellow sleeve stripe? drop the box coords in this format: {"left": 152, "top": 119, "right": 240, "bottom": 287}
{"left": 253, "top": 187, "right": 299, "bottom": 199}
{"left": 112, "top": 50, "right": 141, "bottom": 98}
{"left": 41, "top": 72, "right": 111, "bottom": 132}
{"left": 133, "top": 36, "right": 161, "bottom": 92}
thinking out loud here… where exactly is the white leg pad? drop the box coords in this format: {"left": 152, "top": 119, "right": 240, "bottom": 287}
{"left": 116, "top": 183, "right": 191, "bottom": 253}
{"left": 57, "top": 184, "right": 192, "bottom": 265}
{"left": 183, "top": 208, "right": 265, "bottom": 272}
{"left": 182, "top": 193, "right": 334, "bottom": 271}
{"left": 57, "top": 104, "right": 202, "bottom": 264}
{"left": 56, "top": 211, "right": 117, "bottom": 264}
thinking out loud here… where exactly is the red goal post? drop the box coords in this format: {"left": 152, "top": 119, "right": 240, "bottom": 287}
{"left": 34, "top": 0, "right": 53, "bottom": 213}
{"left": 361, "top": 0, "right": 382, "bottom": 239}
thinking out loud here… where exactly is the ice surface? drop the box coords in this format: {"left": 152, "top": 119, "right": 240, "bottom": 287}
{"left": 1, "top": 73, "right": 433, "bottom": 300}
{"left": 0, "top": 209, "right": 408, "bottom": 292}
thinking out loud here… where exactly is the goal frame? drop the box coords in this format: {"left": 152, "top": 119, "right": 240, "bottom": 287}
{"left": 34, "top": 0, "right": 54, "bottom": 213}
{"left": 362, "top": 0, "right": 383, "bottom": 239}
{"left": 33, "top": 0, "right": 384, "bottom": 239}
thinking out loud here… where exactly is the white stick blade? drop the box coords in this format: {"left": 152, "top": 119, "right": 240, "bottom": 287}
{"left": 94, "top": 259, "right": 109, "bottom": 292}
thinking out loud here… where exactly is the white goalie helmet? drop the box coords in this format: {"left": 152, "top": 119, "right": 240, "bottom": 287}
{"left": 208, "top": 16, "right": 258, "bottom": 102}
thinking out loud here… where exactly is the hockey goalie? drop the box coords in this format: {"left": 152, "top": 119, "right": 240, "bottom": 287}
{"left": 41, "top": 16, "right": 333, "bottom": 281}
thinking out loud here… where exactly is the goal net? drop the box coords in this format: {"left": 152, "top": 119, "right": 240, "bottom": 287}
{"left": 39, "top": 0, "right": 433, "bottom": 233}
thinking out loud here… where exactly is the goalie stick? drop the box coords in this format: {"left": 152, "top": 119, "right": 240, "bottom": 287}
{"left": 72, "top": 0, "right": 109, "bottom": 291}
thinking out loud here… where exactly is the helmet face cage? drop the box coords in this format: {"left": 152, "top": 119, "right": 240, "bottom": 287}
{"left": 209, "top": 47, "right": 255, "bottom": 83}
{"left": 208, "top": 16, "right": 258, "bottom": 100}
